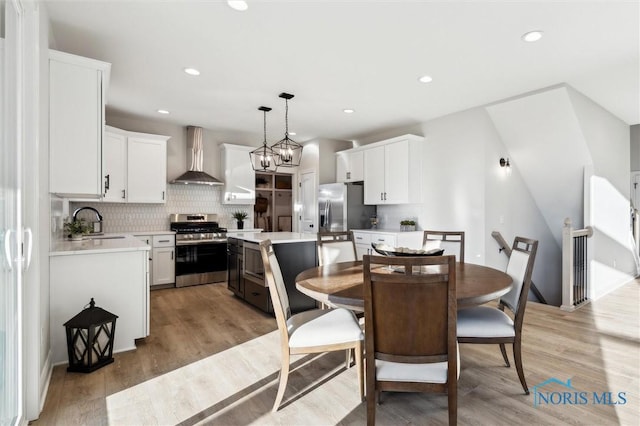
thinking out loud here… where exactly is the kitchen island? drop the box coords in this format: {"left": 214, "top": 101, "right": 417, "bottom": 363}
{"left": 227, "top": 232, "right": 318, "bottom": 314}
{"left": 50, "top": 235, "right": 150, "bottom": 365}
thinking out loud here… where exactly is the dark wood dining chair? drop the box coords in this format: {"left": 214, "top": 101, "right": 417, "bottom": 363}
{"left": 317, "top": 231, "right": 357, "bottom": 266}
{"left": 363, "top": 254, "right": 458, "bottom": 425}
{"left": 456, "top": 236, "right": 538, "bottom": 394}
{"left": 422, "top": 230, "right": 465, "bottom": 263}
{"left": 259, "top": 239, "right": 364, "bottom": 412}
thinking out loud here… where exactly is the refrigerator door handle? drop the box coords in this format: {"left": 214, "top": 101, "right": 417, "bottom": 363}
{"left": 324, "top": 200, "right": 331, "bottom": 229}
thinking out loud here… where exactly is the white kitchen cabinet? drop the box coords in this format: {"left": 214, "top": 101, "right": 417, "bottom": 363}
{"left": 221, "top": 144, "right": 255, "bottom": 204}
{"left": 49, "top": 50, "right": 111, "bottom": 197}
{"left": 151, "top": 235, "right": 175, "bottom": 286}
{"left": 50, "top": 248, "right": 149, "bottom": 365}
{"left": 353, "top": 230, "right": 423, "bottom": 260}
{"left": 135, "top": 235, "right": 153, "bottom": 286}
{"left": 102, "top": 131, "right": 127, "bottom": 202}
{"left": 127, "top": 135, "right": 168, "bottom": 203}
{"left": 336, "top": 149, "right": 364, "bottom": 183}
{"left": 363, "top": 135, "right": 423, "bottom": 205}
{"left": 103, "top": 126, "right": 170, "bottom": 203}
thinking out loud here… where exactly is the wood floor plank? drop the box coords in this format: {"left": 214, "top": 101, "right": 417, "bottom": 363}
{"left": 31, "top": 280, "right": 639, "bottom": 425}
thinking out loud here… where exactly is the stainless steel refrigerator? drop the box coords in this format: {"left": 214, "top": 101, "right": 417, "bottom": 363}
{"left": 318, "top": 182, "right": 377, "bottom": 232}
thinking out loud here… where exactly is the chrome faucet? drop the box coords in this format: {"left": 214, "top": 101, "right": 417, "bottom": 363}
{"left": 72, "top": 206, "right": 103, "bottom": 222}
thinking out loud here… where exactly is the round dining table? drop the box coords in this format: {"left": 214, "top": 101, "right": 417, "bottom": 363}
{"left": 295, "top": 260, "right": 512, "bottom": 311}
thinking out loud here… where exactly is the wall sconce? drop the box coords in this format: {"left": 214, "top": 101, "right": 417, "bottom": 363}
{"left": 499, "top": 157, "right": 511, "bottom": 168}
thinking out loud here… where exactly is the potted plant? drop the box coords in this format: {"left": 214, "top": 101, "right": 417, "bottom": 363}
{"left": 232, "top": 211, "right": 249, "bottom": 230}
{"left": 400, "top": 220, "right": 416, "bottom": 232}
{"left": 64, "top": 219, "right": 90, "bottom": 240}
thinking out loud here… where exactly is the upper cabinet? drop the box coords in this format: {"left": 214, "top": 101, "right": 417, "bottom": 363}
{"left": 362, "top": 135, "right": 423, "bottom": 205}
{"left": 336, "top": 150, "right": 364, "bottom": 183}
{"left": 103, "top": 126, "right": 170, "bottom": 204}
{"left": 49, "top": 50, "right": 111, "bottom": 197}
{"left": 221, "top": 144, "right": 255, "bottom": 205}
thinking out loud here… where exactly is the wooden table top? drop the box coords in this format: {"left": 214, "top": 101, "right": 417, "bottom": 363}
{"left": 295, "top": 261, "right": 512, "bottom": 310}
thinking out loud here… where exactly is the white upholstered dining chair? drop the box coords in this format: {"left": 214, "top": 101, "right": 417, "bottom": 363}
{"left": 363, "top": 254, "right": 459, "bottom": 425}
{"left": 422, "top": 230, "right": 465, "bottom": 263}
{"left": 259, "top": 239, "right": 364, "bottom": 411}
{"left": 317, "top": 231, "right": 357, "bottom": 265}
{"left": 456, "top": 236, "right": 538, "bottom": 394}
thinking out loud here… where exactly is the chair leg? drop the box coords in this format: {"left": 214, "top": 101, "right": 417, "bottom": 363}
{"left": 346, "top": 349, "right": 352, "bottom": 368}
{"left": 448, "top": 383, "right": 457, "bottom": 426}
{"left": 272, "top": 351, "right": 290, "bottom": 412}
{"left": 513, "top": 341, "right": 529, "bottom": 395}
{"left": 499, "top": 343, "right": 510, "bottom": 367}
{"left": 355, "top": 340, "right": 364, "bottom": 401}
{"left": 366, "top": 352, "right": 376, "bottom": 425}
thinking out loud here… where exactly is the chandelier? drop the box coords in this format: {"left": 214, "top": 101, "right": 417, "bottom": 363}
{"left": 249, "top": 106, "right": 278, "bottom": 172}
{"left": 271, "top": 92, "right": 303, "bottom": 168}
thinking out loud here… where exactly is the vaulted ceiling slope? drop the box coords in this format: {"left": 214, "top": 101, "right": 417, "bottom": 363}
{"left": 45, "top": 1, "right": 639, "bottom": 143}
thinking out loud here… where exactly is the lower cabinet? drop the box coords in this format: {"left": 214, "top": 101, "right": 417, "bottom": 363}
{"left": 135, "top": 233, "right": 175, "bottom": 289}
{"left": 353, "top": 230, "right": 424, "bottom": 260}
{"left": 227, "top": 239, "right": 317, "bottom": 314}
{"left": 50, "top": 249, "right": 149, "bottom": 365}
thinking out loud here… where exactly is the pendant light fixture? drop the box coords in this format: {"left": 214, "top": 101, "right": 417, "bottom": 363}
{"left": 271, "top": 92, "right": 303, "bottom": 168}
{"left": 249, "top": 106, "right": 279, "bottom": 172}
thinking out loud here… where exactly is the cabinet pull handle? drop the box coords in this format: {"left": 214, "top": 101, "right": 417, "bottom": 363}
{"left": 346, "top": 171, "right": 351, "bottom": 180}
{"left": 122, "top": 189, "right": 126, "bottom": 199}
{"left": 162, "top": 191, "right": 165, "bottom": 200}
{"left": 380, "top": 192, "right": 383, "bottom": 201}
{"left": 159, "top": 239, "right": 170, "bottom": 243}
{"left": 252, "top": 292, "right": 260, "bottom": 296}
{"left": 171, "top": 251, "right": 174, "bottom": 260}
{"left": 384, "top": 192, "right": 387, "bottom": 201}
{"left": 104, "top": 174, "right": 110, "bottom": 191}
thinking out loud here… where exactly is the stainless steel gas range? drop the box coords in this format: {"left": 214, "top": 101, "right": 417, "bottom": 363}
{"left": 170, "top": 213, "right": 227, "bottom": 287}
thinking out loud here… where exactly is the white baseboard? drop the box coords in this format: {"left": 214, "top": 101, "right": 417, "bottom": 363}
{"left": 39, "top": 350, "right": 52, "bottom": 414}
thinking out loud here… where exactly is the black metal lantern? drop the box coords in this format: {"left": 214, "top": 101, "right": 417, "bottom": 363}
{"left": 64, "top": 298, "right": 118, "bottom": 373}
{"left": 271, "top": 92, "right": 303, "bottom": 168}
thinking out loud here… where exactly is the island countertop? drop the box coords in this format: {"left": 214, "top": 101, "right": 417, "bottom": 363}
{"left": 50, "top": 234, "right": 150, "bottom": 256}
{"left": 229, "top": 232, "right": 317, "bottom": 244}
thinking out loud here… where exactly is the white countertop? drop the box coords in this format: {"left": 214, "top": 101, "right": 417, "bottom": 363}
{"left": 50, "top": 234, "right": 150, "bottom": 256}
{"left": 352, "top": 229, "right": 423, "bottom": 234}
{"left": 230, "top": 232, "right": 317, "bottom": 244}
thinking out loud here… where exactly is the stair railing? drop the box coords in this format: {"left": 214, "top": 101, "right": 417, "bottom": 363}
{"left": 560, "top": 218, "right": 593, "bottom": 311}
{"left": 491, "top": 231, "right": 547, "bottom": 304}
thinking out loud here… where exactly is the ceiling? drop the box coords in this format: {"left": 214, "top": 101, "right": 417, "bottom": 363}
{"left": 45, "top": 1, "right": 639, "bottom": 145}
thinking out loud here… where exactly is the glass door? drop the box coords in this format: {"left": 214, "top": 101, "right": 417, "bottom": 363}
{"left": 1, "top": 0, "right": 24, "bottom": 424}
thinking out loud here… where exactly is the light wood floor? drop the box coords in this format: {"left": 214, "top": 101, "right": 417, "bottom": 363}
{"left": 32, "top": 279, "right": 639, "bottom": 425}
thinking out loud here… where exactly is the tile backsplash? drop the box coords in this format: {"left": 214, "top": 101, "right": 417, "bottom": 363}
{"left": 68, "top": 184, "right": 253, "bottom": 233}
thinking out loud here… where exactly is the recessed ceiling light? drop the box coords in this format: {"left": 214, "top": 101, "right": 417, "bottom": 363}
{"left": 522, "top": 30, "right": 543, "bottom": 42}
{"left": 418, "top": 75, "right": 433, "bottom": 83}
{"left": 183, "top": 67, "right": 200, "bottom": 76}
{"left": 227, "top": 1, "right": 248, "bottom": 11}
{"left": 343, "top": 109, "right": 355, "bottom": 114}
{"left": 157, "top": 109, "right": 170, "bottom": 114}
{"left": 289, "top": 132, "right": 297, "bottom": 136}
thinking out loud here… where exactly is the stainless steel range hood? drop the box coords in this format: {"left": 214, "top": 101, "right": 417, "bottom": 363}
{"left": 171, "top": 126, "right": 224, "bottom": 185}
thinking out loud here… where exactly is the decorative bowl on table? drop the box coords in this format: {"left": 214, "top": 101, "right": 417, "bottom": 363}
{"left": 371, "top": 243, "right": 444, "bottom": 257}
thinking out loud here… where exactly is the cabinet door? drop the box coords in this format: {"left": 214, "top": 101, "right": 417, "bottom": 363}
{"left": 348, "top": 151, "right": 364, "bottom": 181}
{"left": 363, "top": 146, "right": 385, "bottom": 204}
{"left": 152, "top": 247, "right": 175, "bottom": 285}
{"left": 49, "top": 59, "right": 102, "bottom": 196}
{"left": 336, "top": 152, "right": 348, "bottom": 183}
{"left": 127, "top": 137, "right": 167, "bottom": 203}
{"left": 102, "top": 131, "right": 127, "bottom": 202}
{"left": 384, "top": 140, "right": 410, "bottom": 204}
{"left": 222, "top": 145, "right": 255, "bottom": 204}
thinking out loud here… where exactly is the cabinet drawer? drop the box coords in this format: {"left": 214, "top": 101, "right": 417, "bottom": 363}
{"left": 244, "top": 280, "right": 273, "bottom": 313}
{"left": 353, "top": 233, "right": 371, "bottom": 245}
{"left": 153, "top": 235, "right": 175, "bottom": 247}
{"left": 370, "top": 233, "right": 396, "bottom": 246}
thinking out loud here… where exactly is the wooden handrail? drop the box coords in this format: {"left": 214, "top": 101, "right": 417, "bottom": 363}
{"left": 491, "top": 231, "right": 547, "bottom": 305}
